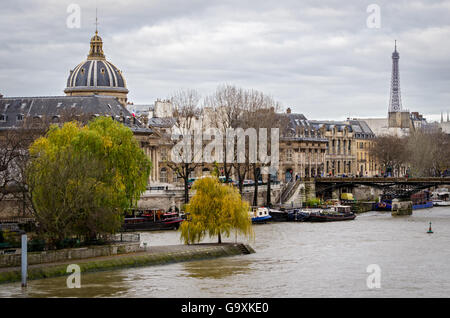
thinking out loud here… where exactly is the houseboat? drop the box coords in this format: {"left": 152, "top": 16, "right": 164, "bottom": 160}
{"left": 375, "top": 191, "right": 433, "bottom": 211}
{"left": 249, "top": 207, "right": 272, "bottom": 224}
{"left": 411, "top": 191, "right": 433, "bottom": 210}
{"left": 122, "top": 209, "right": 184, "bottom": 231}
{"left": 286, "top": 209, "right": 311, "bottom": 222}
{"left": 307, "top": 205, "right": 356, "bottom": 222}
{"left": 432, "top": 188, "right": 450, "bottom": 206}
{"left": 268, "top": 208, "right": 290, "bottom": 221}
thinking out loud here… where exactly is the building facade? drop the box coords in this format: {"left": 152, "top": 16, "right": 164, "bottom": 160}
{"left": 346, "top": 119, "right": 378, "bottom": 176}
{"left": 308, "top": 121, "right": 356, "bottom": 176}
{"left": 278, "top": 110, "right": 328, "bottom": 181}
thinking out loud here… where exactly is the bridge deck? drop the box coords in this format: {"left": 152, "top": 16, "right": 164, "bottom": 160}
{"left": 312, "top": 177, "right": 450, "bottom": 184}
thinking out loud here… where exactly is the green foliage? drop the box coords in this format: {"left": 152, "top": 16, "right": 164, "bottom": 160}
{"left": 306, "top": 198, "right": 321, "bottom": 207}
{"left": 28, "top": 238, "right": 46, "bottom": 252}
{"left": 0, "top": 230, "right": 20, "bottom": 248}
{"left": 180, "top": 176, "right": 253, "bottom": 244}
{"left": 26, "top": 117, "right": 151, "bottom": 245}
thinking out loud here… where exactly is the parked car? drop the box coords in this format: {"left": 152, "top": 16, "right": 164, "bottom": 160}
{"left": 219, "top": 176, "right": 233, "bottom": 183}
{"left": 243, "top": 179, "right": 255, "bottom": 186}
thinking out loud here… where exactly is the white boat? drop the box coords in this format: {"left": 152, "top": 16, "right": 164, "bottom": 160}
{"left": 432, "top": 200, "right": 450, "bottom": 207}
{"left": 249, "top": 207, "right": 272, "bottom": 223}
{"left": 431, "top": 188, "right": 450, "bottom": 206}
{"left": 328, "top": 205, "right": 353, "bottom": 213}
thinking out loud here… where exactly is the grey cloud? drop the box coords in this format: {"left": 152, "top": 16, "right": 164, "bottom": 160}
{"left": 0, "top": 0, "right": 449, "bottom": 121}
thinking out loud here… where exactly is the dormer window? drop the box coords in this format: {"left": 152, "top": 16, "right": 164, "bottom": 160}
{"left": 101, "top": 68, "right": 105, "bottom": 74}
{"left": 0, "top": 114, "right": 6, "bottom": 122}
{"left": 17, "top": 114, "right": 24, "bottom": 121}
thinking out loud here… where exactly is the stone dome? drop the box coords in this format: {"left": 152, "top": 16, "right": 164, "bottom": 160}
{"left": 65, "top": 59, "right": 128, "bottom": 92}
{"left": 64, "top": 30, "right": 128, "bottom": 105}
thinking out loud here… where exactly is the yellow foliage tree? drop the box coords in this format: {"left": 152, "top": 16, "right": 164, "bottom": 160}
{"left": 180, "top": 176, "right": 253, "bottom": 244}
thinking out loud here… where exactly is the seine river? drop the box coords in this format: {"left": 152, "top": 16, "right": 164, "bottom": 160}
{"left": 1, "top": 207, "right": 450, "bottom": 298}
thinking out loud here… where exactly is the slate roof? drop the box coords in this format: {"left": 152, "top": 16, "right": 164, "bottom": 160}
{"left": 0, "top": 95, "right": 151, "bottom": 133}
{"left": 347, "top": 120, "right": 375, "bottom": 138}
{"left": 308, "top": 120, "right": 353, "bottom": 133}
{"left": 147, "top": 117, "right": 176, "bottom": 128}
{"left": 277, "top": 113, "right": 327, "bottom": 142}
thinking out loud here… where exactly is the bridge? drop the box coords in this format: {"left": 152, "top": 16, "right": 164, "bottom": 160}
{"left": 313, "top": 177, "right": 450, "bottom": 199}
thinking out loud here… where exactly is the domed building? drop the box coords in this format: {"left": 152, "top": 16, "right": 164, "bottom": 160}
{"left": 64, "top": 30, "right": 129, "bottom": 106}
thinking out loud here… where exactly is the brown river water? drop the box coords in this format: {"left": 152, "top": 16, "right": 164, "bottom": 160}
{"left": 1, "top": 207, "right": 450, "bottom": 298}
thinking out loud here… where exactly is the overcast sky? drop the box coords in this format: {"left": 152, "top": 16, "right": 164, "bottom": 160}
{"left": 1, "top": 0, "right": 449, "bottom": 121}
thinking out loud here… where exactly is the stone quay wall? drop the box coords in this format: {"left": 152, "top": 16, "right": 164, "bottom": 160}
{"left": 0, "top": 242, "right": 140, "bottom": 268}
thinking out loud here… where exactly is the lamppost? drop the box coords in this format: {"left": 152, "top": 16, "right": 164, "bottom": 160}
{"left": 186, "top": 213, "right": 191, "bottom": 245}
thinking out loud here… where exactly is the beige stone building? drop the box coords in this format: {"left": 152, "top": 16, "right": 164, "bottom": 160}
{"left": 308, "top": 121, "right": 356, "bottom": 176}
{"left": 346, "top": 120, "right": 379, "bottom": 176}
{"left": 278, "top": 111, "right": 328, "bottom": 181}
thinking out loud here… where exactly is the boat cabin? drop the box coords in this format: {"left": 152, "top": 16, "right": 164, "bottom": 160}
{"left": 331, "top": 205, "right": 352, "bottom": 213}
{"left": 250, "top": 207, "right": 270, "bottom": 218}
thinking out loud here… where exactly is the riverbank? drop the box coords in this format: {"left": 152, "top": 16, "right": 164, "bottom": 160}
{"left": 0, "top": 243, "right": 255, "bottom": 284}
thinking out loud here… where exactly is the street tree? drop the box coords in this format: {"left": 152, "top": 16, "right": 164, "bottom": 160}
{"left": 166, "top": 89, "right": 203, "bottom": 204}
{"left": 241, "top": 89, "right": 283, "bottom": 206}
{"left": 205, "top": 84, "right": 245, "bottom": 185}
{"left": 369, "top": 134, "right": 407, "bottom": 177}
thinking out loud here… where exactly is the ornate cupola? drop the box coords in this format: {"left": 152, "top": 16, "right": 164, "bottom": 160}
{"left": 88, "top": 30, "right": 105, "bottom": 60}
{"left": 64, "top": 26, "right": 129, "bottom": 106}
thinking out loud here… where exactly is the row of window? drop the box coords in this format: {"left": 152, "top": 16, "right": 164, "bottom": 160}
{"left": 0, "top": 114, "right": 135, "bottom": 125}
{"left": 159, "top": 167, "right": 211, "bottom": 183}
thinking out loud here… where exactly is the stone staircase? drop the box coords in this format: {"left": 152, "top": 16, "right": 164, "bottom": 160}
{"left": 276, "top": 179, "right": 304, "bottom": 208}
{"left": 236, "top": 244, "right": 255, "bottom": 255}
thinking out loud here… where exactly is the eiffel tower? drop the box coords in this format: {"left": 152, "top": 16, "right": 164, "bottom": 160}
{"left": 389, "top": 40, "right": 402, "bottom": 112}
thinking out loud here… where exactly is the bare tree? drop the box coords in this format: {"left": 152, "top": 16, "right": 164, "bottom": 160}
{"left": 241, "top": 89, "right": 283, "bottom": 206}
{"left": 204, "top": 84, "right": 245, "bottom": 185}
{"left": 405, "top": 128, "right": 450, "bottom": 177}
{"left": 166, "top": 89, "right": 203, "bottom": 204}
{"left": 0, "top": 121, "right": 50, "bottom": 217}
{"left": 369, "top": 135, "right": 408, "bottom": 177}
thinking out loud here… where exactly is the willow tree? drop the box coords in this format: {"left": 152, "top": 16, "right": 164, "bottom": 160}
{"left": 27, "top": 117, "right": 151, "bottom": 245}
{"left": 179, "top": 176, "right": 253, "bottom": 244}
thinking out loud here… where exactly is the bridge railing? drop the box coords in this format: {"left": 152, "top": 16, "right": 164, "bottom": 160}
{"left": 313, "top": 177, "right": 450, "bottom": 183}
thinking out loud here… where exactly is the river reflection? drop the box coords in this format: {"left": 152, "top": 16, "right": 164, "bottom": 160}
{"left": 182, "top": 259, "right": 253, "bottom": 279}
{"left": 1, "top": 207, "right": 450, "bottom": 297}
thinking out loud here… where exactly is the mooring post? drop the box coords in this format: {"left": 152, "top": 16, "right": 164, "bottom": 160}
{"left": 21, "top": 233, "right": 27, "bottom": 288}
